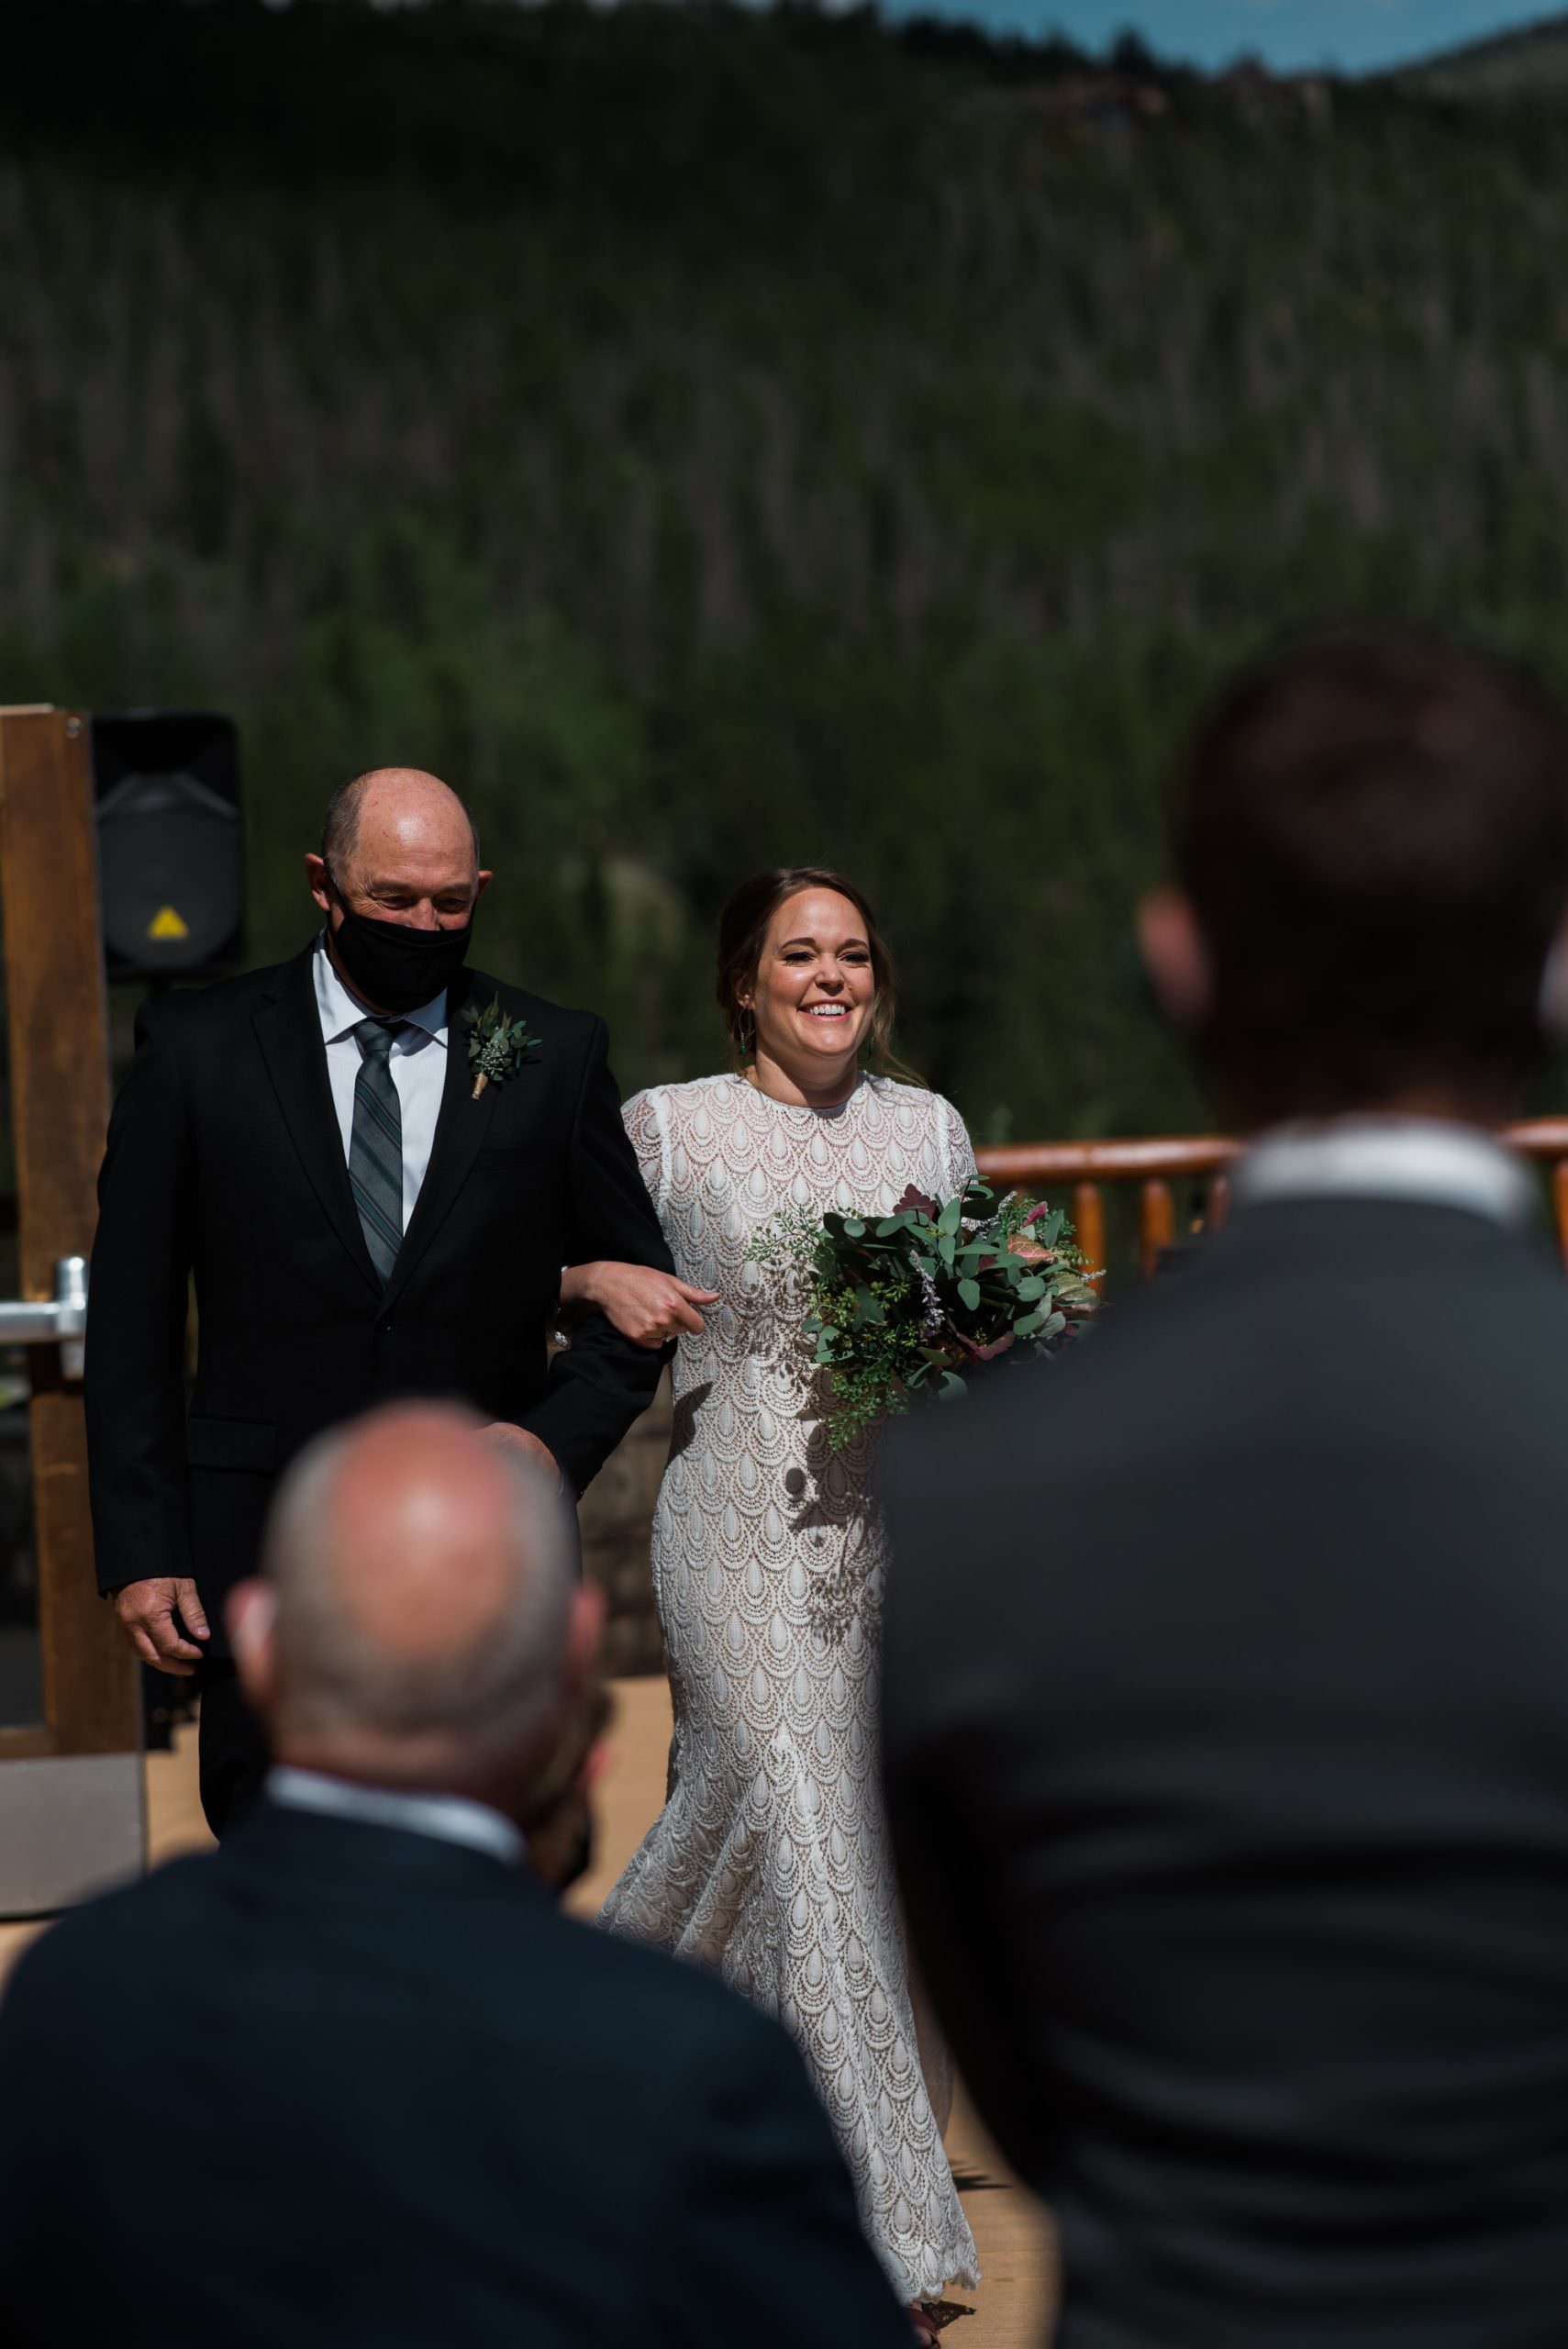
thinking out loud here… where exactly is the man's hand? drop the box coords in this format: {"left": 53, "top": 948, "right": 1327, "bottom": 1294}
{"left": 112, "top": 1577, "right": 210, "bottom": 1677}
{"left": 479, "top": 1423, "right": 565, "bottom": 1494}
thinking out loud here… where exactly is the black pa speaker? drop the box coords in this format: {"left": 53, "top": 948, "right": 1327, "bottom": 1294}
{"left": 92, "top": 709, "right": 244, "bottom": 979}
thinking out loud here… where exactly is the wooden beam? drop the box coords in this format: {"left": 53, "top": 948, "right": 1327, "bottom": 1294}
{"left": 0, "top": 1727, "right": 56, "bottom": 1760}
{"left": 1139, "top": 1177, "right": 1176, "bottom": 1279}
{"left": 0, "top": 710, "right": 138, "bottom": 1754}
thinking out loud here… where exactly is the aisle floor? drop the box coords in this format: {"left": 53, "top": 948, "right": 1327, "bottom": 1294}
{"left": 1, "top": 1675, "right": 1054, "bottom": 2345}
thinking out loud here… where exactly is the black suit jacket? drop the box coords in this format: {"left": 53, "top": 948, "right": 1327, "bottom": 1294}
{"left": 85, "top": 943, "right": 673, "bottom": 1637}
{"left": 0, "top": 1802, "right": 909, "bottom": 2347}
{"left": 883, "top": 1196, "right": 1568, "bottom": 2349}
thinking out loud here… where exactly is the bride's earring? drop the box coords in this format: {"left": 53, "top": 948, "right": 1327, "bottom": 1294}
{"left": 738, "top": 1004, "right": 756, "bottom": 1057}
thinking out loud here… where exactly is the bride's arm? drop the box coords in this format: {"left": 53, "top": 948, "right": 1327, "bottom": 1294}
{"left": 559, "top": 1261, "right": 720, "bottom": 1349}
{"left": 556, "top": 1087, "right": 718, "bottom": 1347}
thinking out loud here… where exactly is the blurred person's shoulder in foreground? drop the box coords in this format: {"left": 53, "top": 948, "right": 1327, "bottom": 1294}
{"left": 883, "top": 629, "right": 1568, "bottom": 2349}
{"left": 0, "top": 1405, "right": 909, "bottom": 2349}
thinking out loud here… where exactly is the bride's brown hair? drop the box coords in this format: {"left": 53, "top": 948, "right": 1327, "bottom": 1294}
{"left": 716, "top": 865, "right": 920, "bottom": 1083}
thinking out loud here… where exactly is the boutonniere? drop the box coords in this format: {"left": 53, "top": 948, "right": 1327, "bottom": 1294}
{"left": 463, "top": 996, "right": 541, "bottom": 1100}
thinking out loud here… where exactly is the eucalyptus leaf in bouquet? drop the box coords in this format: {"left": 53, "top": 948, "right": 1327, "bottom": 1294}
{"left": 748, "top": 1179, "right": 1099, "bottom": 1449}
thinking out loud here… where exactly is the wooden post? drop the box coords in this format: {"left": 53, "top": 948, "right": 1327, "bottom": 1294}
{"left": 1072, "top": 1180, "right": 1106, "bottom": 1295}
{"left": 1207, "top": 1173, "right": 1232, "bottom": 1234}
{"left": 0, "top": 709, "right": 136, "bottom": 1756}
{"left": 1140, "top": 1177, "right": 1176, "bottom": 1279}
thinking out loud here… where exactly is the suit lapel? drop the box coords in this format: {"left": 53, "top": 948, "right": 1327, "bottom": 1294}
{"left": 252, "top": 944, "right": 382, "bottom": 1297}
{"left": 383, "top": 974, "right": 499, "bottom": 1308}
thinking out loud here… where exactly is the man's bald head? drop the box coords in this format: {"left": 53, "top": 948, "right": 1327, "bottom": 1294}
{"left": 240, "top": 1407, "right": 579, "bottom": 1798}
{"left": 307, "top": 765, "right": 493, "bottom": 955}
{"left": 322, "top": 767, "right": 481, "bottom": 887}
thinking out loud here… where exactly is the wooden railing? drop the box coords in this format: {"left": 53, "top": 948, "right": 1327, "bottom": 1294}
{"left": 975, "top": 1118, "right": 1568, "bottom": 1290}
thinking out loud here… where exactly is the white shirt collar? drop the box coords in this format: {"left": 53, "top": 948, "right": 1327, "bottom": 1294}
{"left": 1234, "top": 1117, "right": 1536, "bottom": 1230}
{"left": 266, "top": 1765, "right": 524, "bottom": 1867}
{"left": 312, "top": 932, "right": 449, "bottom": 1049}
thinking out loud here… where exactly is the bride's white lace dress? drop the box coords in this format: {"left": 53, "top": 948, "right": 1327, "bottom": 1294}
{"left": 597, "top": 1071, "right": 981, "bottom": 2306}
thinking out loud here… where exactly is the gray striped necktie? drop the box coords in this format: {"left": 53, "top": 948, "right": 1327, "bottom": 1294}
{"left": 350, "top": 1018, "right": 406, "bottom": 1284}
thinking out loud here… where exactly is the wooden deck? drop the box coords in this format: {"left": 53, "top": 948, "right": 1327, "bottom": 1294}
{"left": 1, "top": 1677, "right": 1053, "bottom": 2345}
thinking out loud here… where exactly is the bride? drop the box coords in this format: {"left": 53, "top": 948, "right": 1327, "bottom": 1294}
{"left": 562, "top": 866, "right": 980, "bottom": 2337}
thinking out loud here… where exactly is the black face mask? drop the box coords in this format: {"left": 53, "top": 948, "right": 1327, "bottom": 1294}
{"left": 327, "top": 885, "right": 474, "bottom": 1015}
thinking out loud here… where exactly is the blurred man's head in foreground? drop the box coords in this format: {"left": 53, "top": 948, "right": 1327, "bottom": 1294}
{"left": 227, "top": 1405, "right": 602, "bottom": 1846}
{"left": 1140, "top": 629, "right": 1568, "bottom": 1130}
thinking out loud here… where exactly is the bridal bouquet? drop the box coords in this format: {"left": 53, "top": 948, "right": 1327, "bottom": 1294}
{"left": 749, "top": 1179, "right": 1098, "bottom": 1449}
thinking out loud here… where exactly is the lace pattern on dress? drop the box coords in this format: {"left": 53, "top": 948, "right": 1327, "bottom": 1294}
{"left": 599, "top": 1073, "right": 980, "bottom": 2305}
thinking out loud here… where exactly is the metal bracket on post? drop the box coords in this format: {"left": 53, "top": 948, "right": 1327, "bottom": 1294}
{"left": 0, "top": 1254, "right": 89, "bottom": 1380}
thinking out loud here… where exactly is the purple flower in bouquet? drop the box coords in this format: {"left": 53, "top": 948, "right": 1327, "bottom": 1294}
{"left": 892, "top": 1184, "right": 940, "bottom": 1219}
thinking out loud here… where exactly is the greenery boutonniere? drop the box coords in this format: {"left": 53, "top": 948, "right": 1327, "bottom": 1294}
{"left": 463, "top": 996, "right": 541, "bottom": 1100}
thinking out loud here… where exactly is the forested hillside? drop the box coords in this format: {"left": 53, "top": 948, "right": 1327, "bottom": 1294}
{"left": 1391, "top": 13, "right": 1568, "bottom": 99}
{"left": 5, "top": 1, "right": 1568, "bottom": 1140}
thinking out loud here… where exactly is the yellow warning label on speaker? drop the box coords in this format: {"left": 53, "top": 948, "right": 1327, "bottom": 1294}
{"left": 148, "top": 907, "right": 190, "bottom": 941}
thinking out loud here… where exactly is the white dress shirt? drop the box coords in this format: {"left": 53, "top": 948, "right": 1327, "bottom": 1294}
{"left": 1233, "top": 1116, "right": 1537, "bottom": 1230}
{"left": 267, "top": 1765, "right": 524, "bottom": 1867}
{"left": 313, "top": 934, "right": 449, "bottom": 1227}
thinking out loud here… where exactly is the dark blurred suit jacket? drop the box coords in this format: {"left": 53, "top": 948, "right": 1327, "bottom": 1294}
{"left": 0, "top": 1800, "right": 910, "bottom": 2348}
{"left": 883, "top": 1184, "right": 1568, "bottom": 2349}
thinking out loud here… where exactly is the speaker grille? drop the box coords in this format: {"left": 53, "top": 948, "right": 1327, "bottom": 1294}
{"left": 92, "top": 712, "right": 243, "bottom": 978}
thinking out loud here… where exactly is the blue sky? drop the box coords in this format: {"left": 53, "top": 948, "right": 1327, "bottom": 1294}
{"left": 879, "top": 3, "right": 1554, "bottom": 74}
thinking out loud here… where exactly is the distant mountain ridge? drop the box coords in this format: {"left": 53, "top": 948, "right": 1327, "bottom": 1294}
{"left": 13, "top": 0, "right": 1568, "bottom": 1148}
{"left": 1389, "top": 11, "right": 1568, "bottom": 97}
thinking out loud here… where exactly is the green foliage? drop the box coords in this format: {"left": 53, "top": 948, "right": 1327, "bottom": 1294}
{"left": 749, "top": 1179, "right": 1096, "bottom": 1446}
{"left": 1390, "top": 14, "right": 1568, "bottom": 100}
{"left": 4, "top": 4, "right": 1568, "bottom": 1150}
